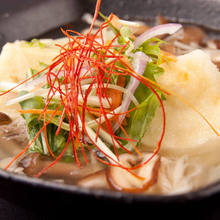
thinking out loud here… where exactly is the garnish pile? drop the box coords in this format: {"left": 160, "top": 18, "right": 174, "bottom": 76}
{"left": 2, "top": 0, "right": 184, "bottom": 177}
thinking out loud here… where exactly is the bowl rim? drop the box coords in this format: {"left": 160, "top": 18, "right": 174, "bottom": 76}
{"left": 1, "top": 168, "right": 220, "bottom": 203}
{"left": 1, "top": 0, "right": 220, "bottom": 204}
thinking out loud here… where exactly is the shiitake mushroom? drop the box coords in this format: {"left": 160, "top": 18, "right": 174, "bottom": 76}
{"left": 0, "top": 112, "right": 12, "bottom": 125}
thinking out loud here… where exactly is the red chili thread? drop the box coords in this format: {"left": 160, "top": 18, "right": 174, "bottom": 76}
{"left": 4, "top": 0, "right": 166, "bottom": 176}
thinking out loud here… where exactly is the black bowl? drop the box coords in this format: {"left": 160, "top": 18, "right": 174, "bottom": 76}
{"left": 1, "top": 0, "right": 220, "bottom": 219}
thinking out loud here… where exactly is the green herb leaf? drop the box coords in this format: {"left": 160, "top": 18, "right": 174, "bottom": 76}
{"left": 134, "top": 37, "right": 166, "bottom": 64}
{"left": 117, "top": 38, "right": 165, "bottom": 151}
{"left": 19, "top": 93, "right": 45, "bottom": 153}
{"left": 26, "top": 38, "right": 46, "bottom": 48}
{"left": 19, "top": 92, "right": 70, "bottom": 157}
{"left": 126, "top": 93, "right": 160, "bottom": 149}
{"left": 99, "top": 12, "right": 130, "bottom": 46}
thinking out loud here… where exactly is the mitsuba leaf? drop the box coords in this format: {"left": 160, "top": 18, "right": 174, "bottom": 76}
{"left": 19, "top": 93, "right": 45, "bottom": 153}
{"left": 98, "top": 12, "right": 132, "bottom": 49}
{"left": 25, "top": 38, "right": 46, "bottom": 48}
{"left": 126, "top": 93, "right": 160, "bottom": 149}
{"left": 19, "top": 92, "right": 44, "bottom": 124}
{"left": 118, "top": 38, "right": 165, "bottom": 151}
{"left": 46, "top": 123, "right": 70, "bottom": 156}
{"left": 134, "top": 37, "right": 165, "bottom": 64}
{"left": 19, "top": 92, "right": 70, "bottom": 157}
{"left": 119, "top": 62, "right": 163, "bottom": 150}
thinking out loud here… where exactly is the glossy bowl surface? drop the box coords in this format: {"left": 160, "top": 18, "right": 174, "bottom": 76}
{"left": 1, "top": 0, "right": 220, "bottom": 219}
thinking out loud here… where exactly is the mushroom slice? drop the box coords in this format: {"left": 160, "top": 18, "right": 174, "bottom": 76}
{"left": 19, "top": 153, "right": 105, "bottom": 183}
{"left": 19, "top": 152, "right": 41, "bottom": 176}
{"left": 156, "top": 15, "right": 168, "bottom": 25}
{"left": 77, "top": 170, "right": 109, "bottom": 189}
{"left": 106, "top": 153, "right": 160, "bottom": 193}
{"left": 180, "top": 26, "right": 206, "bottom": 45}
{"left": 19, "top": 153, "right": 77, "bottom": 178}
{"left": 0, "top": 112, "right": 12, "bottom": 125}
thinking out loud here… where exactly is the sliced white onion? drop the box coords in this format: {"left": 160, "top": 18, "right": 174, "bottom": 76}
{"left": 24, "top": 74, "right": 46, "bottom": 91}
{"left": 97, "top": 128, "right": 121, "bottom": 149}
{"left": 113, "top": 51, "right": 149, "bottom": 132}
{"left": 78, "top": 95, "right": 112, "bottom": 108}
{"left": 0, "top": 72, "right": 61, "bottom": 94}
{"left": 0, "top": 75, "right": 46, "bottom": 93}
{"left": 0, "top": 82, "right": 20, "bottom": 92}
{"left": 5, "top": 91, "right": 39, "bottom": 106}
{"left": 40, "top": 132, "right": 49, "bottom": 155}
{"left": 134, "top": 23, "right": 182, "bottom": 48}
{"left": 6, "top": 88, "right": 111, "bottom": 108}
{"left": 85, "top": 126, "right": 118, "bottom": 164}
{"left": 86, "top": 106, "right": 122, "bottom": 128}
{"left": 77, "top": 116, "right": 119, "bottom": 164}
{"left": 5, "top": 88, "right": 47, "bottom": 106}
{"left": 2, "top": 65, "right": 90, "bottom": 94}
{"left": 118, "top": 19, "right": 146, "bottom": 28}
